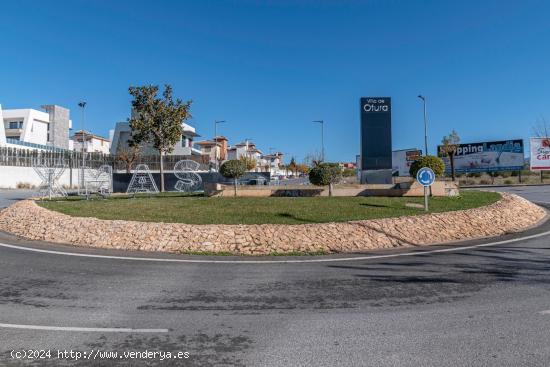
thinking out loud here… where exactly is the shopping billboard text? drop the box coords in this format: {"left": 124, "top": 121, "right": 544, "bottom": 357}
{"left": 437, "top": 139, "right": 524, "bottom": 173}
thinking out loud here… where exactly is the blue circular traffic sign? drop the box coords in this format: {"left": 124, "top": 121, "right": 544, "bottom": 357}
{"left": 416, "top": 167, "right": 435, "bottom": 187}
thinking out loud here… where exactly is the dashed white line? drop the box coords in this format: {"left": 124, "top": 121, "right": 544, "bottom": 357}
{"left": 0, "top": 322, "right": 168, "bottom": 333}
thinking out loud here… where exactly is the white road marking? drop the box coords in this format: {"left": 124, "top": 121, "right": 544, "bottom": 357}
{"left": 1, "top": 228, "right": 550, "bottom": 264}
{"left": 539, "top": 310, "right": 550, "bottom": 315}
{"left": 0, "top": 322, "right": 168, "bottom": 333}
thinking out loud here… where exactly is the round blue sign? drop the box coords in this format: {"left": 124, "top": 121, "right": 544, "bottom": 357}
{"left": 416, "top": 167, "right": 435, "bottom": 187}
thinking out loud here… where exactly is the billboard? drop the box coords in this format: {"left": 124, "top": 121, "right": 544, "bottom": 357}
{"left": 437, "top": 139, "right": 524, "bottom": 173}
{"left": 392, "top": 149, "right": 421, "bottom": 176}
{"left": 530, "top": 137, "right": 550, "bottom": 170}
{"left": 360, "top": 97, "right": 392, "bottom": 170}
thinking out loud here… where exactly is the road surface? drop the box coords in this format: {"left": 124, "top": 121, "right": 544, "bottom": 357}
{"left": 1, "top": 187, "right": 550, "bottom": 366}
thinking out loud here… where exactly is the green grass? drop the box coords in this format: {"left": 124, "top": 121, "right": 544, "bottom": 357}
{"left": 37, "top": 190, "right": 501, "bottom": 225}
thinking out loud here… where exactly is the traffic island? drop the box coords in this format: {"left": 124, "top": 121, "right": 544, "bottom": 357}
{"left": 0, "top": 193, "right": 545, "bottom": 255}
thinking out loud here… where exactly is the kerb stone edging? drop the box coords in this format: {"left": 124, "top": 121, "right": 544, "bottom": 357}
{"left": 0, "top": 193, "right": 545, "bottom": 255}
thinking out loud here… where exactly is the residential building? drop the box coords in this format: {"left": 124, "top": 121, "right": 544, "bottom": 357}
{"left": 109, "top": 121, "right": 201, "bottom": 156}
{"left": 0, "top": 104, "right": 72, "bottom": 151}
{"left": 261, "top": 152, "right": 285, "bottom": 176}
{"left": 195, "top": 136, "right": 228, "bottom": 162}
{"left": 226, "top": 140, "right": 285, "bottom": 175}
{"left": 71, "top": 130, "right": 111, "bottom": 154}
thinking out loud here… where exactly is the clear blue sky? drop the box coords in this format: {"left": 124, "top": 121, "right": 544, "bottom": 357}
{"left": 1, "top": 0, "right": 549, "bottom": 162}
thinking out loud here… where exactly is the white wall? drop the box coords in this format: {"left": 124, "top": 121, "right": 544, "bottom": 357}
{"left": 0, "top": 166, "right": 83, "bottom": 189}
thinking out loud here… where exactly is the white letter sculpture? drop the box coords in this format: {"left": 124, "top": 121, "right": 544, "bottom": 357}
{"left": 173, "top": 160, "right": 202, "bottom": 192}
{"left": 127, "top": 164, "right": 159, "bottom": 194}
{"left": 81, "top": 165, "right": 113, "bottom": 198}
{"left": 33, "top": 158, "right": 68, "bottom": 199}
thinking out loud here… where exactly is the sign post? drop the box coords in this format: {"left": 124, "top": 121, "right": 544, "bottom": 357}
{"left": 416, "top": 167, "right": 435, "bottom": 212}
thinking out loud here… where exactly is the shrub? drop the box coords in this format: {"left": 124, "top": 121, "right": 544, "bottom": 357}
{"left": 504, "top": 179, "right": 514, "bottom": 185}
{"left": 479, "top": 178, "right": 492, "bottom": 185}
{"left": 309, "top": 163, "right": 342, "bottom": 196}
{"left": 219, "top": 160, "right": 247, "bottom": 196}
{"left": 409, "top": 155, "right": 445, "bottom": 178}
{"left": 342, "top": 168, "right": 356, "bottom": 177}
{"left": 468, "top": 172, "right": 482, "bottom": 178}
{"left": 16, "top": 182, "right": 33, "bottom": 189}
{"left": 459, "top": 178, "right": 475, "bottom": 186}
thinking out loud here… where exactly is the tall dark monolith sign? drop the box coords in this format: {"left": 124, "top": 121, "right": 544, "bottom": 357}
{"left": 360, "top": 97, "right": 392, "bottom": 184}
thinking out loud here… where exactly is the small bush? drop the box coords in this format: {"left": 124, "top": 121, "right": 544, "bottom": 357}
{"left": 409, "top": 155, "right": 445, "bottom": 178}
{"left": 479, "top": 178, "right": 492, "bottom": 185}
{"left": 504, "top": 179, "right": 514, "bottom": 185}
{"left": 459, "top": 178, "right": 475, "bottom": 186}
{"left": 467, "top": 172, "right": 482, "bottom": 178}
{"left": 16, "top": 182, "right": 33, "bottom": 189}
{"left": 309, "top": 163, "right": 342, "bottom": 196}
{"left": 342, "top": 168, "right": 356, "bottom": 177}
{"left": 219, "top": 160, "right": 247, "bottom": 179}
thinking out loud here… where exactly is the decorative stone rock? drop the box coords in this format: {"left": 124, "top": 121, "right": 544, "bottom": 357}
{"left": 0, "top": 194, "right": 545, "bottom": 256}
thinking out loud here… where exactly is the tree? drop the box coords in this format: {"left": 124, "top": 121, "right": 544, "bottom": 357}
{"left": 287, "top": 157, "right": 298, "bottom": 176}
{"left": 296, "top": 163, "right": 310, "bottom": 175}
{"left": 342, "top": 168, "right": 356, "bottom": 177}
{"left": 239, "top": 155, "right": 257, "bottom": 171}
{"left": 128, "top": 84, "right": 192, "bottom": 192}
{"left": 116, "top": 146, "right": 141, "bottom": 174}
{"left": 409, "top": 155, "right": 446, "bottom": 178}
{"left": 308, "top": 163, "right": 342, "bottom": 197}
{"left": 220, "top": 159, "right": 247, "bottom": 196}
{"left": 303, "top": 151, "right": 323, "bottom": 167}
{"left": 439, "top": 129, "right": 461, "bottom": 181}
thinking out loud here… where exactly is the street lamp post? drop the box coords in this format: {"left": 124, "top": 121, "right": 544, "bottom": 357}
{"left": 214, "top": 120, "right": 226, "bottom": 170}
{"left": 417, "top": 95, "right": 428, "bottom": 156}
{"left": 312, "top": 120, "right": 325, "bottom": 162}
{"left": 78, "top": 101, "right": 87, "bottom": 195}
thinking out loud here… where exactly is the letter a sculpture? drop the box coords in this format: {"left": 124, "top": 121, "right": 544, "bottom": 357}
{"left": 126, "top": 164, "right": 159, "bottom": 194}
{"left": 173, "top": 160, "right": 202, "bottom": 192}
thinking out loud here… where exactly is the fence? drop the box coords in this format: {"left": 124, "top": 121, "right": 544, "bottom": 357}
{"left": 0, "top": 146, "right": 211, "bottom": 171}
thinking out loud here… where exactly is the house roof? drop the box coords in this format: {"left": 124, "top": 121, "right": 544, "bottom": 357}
{"left": 71, "top": 130, "right": 110, "bottom": 142}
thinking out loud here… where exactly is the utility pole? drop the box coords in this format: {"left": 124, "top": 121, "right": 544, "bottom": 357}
{"left": 214, "top": 120, "right": 226, "bottom": 171}
{"left": 417, "top": 95, "right": 428, "bottom": 156}
{"left": 78, "top": 101, "right": 87, "bottom": 195}
{"left": 312, "top": 120, "right": 325, "bottom": 162}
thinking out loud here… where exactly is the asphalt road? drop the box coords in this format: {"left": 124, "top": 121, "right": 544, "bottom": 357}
{"left": 1, "top": 187, "right": 550, "bottom": 366}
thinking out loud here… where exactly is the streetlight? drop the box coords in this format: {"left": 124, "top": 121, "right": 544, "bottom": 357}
{"left": 312, "top": 120, "right": 325, "bottom": 162}
{"left": 214, "top": 120, "right": 226, "bottom": 170}
{"left": 78, "top": 101, "right": 87, "bottom": 195}
{"left": 417, "top": 95, "right": 428, "bottom": 156}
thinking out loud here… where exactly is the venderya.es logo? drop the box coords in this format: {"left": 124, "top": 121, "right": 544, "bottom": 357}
{"left": 363, "top": 98, "right": 390, "bottom": 113}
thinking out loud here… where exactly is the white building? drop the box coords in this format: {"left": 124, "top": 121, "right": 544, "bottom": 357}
{"left": 227, "top": 140, "right": 285, "bottom": 175}
{"left": 109, "top": 121, "right": 201, "bottom": 156}
{"left": 0, "top": 104, "right": 72, "bottom": 151}
{"left": 71, "top": 130, "right": 110, "bottom": 154}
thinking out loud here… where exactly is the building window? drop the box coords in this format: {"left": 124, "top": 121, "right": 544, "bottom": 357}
{"left": 8, "top": 121, "right": 23, "bottom": 129}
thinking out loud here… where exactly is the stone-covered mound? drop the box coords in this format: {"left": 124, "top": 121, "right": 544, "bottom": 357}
{"left": 0, "top": 193, "right": 545, "bottom": 255}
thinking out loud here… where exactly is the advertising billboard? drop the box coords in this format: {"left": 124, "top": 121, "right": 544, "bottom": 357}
{"left": 530, "top": 137, "right": 550, "bottom": 170}
{"left": 360, "top": 97, "right": 392, "bottom": 171}
{"left": 392, "top": 149, "right": 421, "bottom": 176}
{"left": 437, "top": 139, "right": 524, "bottom": 173}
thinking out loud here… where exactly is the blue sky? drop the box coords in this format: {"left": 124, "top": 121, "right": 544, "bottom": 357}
{"left": 1, "top": 0, "right": 549, "bottom": 162}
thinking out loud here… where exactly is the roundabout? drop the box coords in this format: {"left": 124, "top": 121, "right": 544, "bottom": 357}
{"left": 1, "top": 189, "right": 550, "bottom": 366}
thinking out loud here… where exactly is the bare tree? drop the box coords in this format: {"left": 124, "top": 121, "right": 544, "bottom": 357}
{"left": 533, "top": 116, "right": 550, "bottom": 138}
{"left": 303, "top": 151, "right": 323, "bottom": 167}
{"left": 439, "top": 130, "right": 460, "bottom": 181}
{"left": 116, "top": 146, "right": 141, "bottom": 174}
